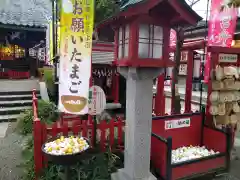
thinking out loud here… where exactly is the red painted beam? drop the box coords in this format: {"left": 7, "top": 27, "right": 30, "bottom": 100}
{"left": 185, "top": 51, "right": 194, "bottom": 113}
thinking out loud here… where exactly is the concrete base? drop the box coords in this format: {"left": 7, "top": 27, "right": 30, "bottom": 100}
{"left": 0, "top": 122, "right": 9, "bottom": 138}
{"left": 111, "top": 169, "right": 157, "bottom": 180}
{"left": 39, "top": 82, "right": 49, "bottom": 101}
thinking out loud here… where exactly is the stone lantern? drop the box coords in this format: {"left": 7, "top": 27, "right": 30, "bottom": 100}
{"left": 98, "top": 1, "right": 201, "bottom": 180}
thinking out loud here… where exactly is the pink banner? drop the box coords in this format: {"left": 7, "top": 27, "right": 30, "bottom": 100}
{"left": 170, "top": 29, "right": 176, "bottom": 47}
{"left": 204, "top": 0, "right": 238, "bottom": 82}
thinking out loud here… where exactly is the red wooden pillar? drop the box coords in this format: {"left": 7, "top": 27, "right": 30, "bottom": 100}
{"left": 185, "top": 51, "right": 194, "bottom": 113}
{"left": 88, "top": 53, "right": 93, "bottom": 124}
{"left": 33, "top": 118, "right": 43, "bottom": 176}
{"left": 206, "top": 52, "right": 218, "bottom": 126}
{"left": 32, "top": 89, "right": 36, "bottom": 98}
{"left": 114, "top": 72, "right": 119, "bottom": 103}
{"left": 170, "top": 67, "right": 175, "bottom": 114}
{"left": 154, "top": 74, "right": 165, "bottom": 116}
{"left": 113, "top": 28, "right": 119, "bottom": 103}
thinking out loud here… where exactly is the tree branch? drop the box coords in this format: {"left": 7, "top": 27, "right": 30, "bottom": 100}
{"left": 189, "top": 0, "right": 201, "bottom": 7}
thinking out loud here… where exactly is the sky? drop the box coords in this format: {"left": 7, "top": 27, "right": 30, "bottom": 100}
{"left": 188, "top": 0, "right": 240, "bottom": 19}
{"left": 187, "top": 0, "right": 211, "bottom": 20}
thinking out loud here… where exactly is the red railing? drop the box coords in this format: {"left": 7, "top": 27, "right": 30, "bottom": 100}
{"left": 0, "top": 70, "right": 30, "bottom": 79}
{"left": 0, "top": 72, "right": 8, "bottom": 78}
{"left": 8, "top": 70, "right": 30, "bottom": 79}
{"left": 32, "top": 90, "right": 125, "bottom": 177}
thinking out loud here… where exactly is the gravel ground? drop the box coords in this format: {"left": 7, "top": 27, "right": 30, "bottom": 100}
{"left": 0, "top": 122, "right": 26, "bottom": 180}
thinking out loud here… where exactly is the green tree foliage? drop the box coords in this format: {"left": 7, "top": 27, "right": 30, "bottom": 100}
{"left": 95, "top": 0, "right": 119, "bottom": 24}
{"left": 55, "top": 0, "right": 119, "bottom": 25}
{"left": 224, "top": 0, "right": 240, "bottom": 8}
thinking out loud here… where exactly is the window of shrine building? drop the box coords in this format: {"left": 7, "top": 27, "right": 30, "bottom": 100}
{"left": 0, "top": 44, "right": 25, "bottom": 60}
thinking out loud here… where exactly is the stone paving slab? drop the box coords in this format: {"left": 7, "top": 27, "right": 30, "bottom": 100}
{"left": 0, "top": 122, "right": 9, "bottom": 138}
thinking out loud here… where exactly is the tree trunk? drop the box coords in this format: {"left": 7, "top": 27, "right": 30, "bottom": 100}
{"left": 171, "top": 29, "right": 183, "bottom": 114}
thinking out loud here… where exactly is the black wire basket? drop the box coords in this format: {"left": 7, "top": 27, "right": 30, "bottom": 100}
{"left": 42, "top": 136, "right": 91, "bottom": 166}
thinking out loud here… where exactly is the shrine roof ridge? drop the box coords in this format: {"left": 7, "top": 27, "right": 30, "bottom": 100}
{"left": 97, "top": 0, "right": 202, "bottom": 30}
{"left": 120, "top": 0, "right": 201, "bottom": 21}
{"left": 0, "top": 0, "right": 52, "bottom": 27}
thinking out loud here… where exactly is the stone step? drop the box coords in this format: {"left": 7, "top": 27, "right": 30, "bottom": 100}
{"left": 0, "top": 100, "right": 32, "bottom": 107}
{"left": 0, "top": 94, "right": 40, "bottom": 101}
{"left": 0, "top": 79, "right": 40, "bottom": 92}
{"left": 0, "top": 90, "right": 40, "bottom": 96}
{"left": 0, "top": 106, "right": 31, "bottom": 115}
{"left": 0, "top": 114, "right": 20, "bottom": 122}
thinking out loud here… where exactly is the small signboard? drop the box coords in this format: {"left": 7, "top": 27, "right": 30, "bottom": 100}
{"left": 165, "top": 118, "right": 191, "bottom": 130}
{"left": 180, "top": 51, "right": 188, "bottom": 62}
{"left": 179, "top": 64, "right": 188, "bottom": 75}
{"left": 38, "top": 48, "right": 45, "bottom": 61}
{"left": 88, "top": 86, "right": 106, "bottom": 115}
{"left": 219, "top": 53, "right": 238, "bottom": 63}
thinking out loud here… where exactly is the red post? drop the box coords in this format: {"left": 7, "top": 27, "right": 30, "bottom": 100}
{"left": 88, "top": 53, "right": 93, "bottom": 125}
{"left": 155, "top": 75, "right": 165, "bottom": 116}
{"left": 33, "top": 98, "right": 38, "bottom": 118}
{"left": 32, "top": 89, "right": 36, "bottom": 98}
{"left": 32, "top": 89, "right": 38, "bottom": 118}
{"left": 100, "top": 121, "right": 107, "bottom": 151}
{"left": 206, "top": 52, "right": 218, "bottom": 126}
{"left": 152, "top": 95, "right": 155, "bottom": 113}
{"left": 185, "top": 51, "right": 194, "bottom": 113}
{"left": 117, "top": 117, "right": 123, "bottom": 149}
{"left": 114, "top": 73, "right": 119, "bottom": 103}
{"left": 161, "top": 94, "right": 166, "bottom": 115}
{"left": 170, "top": 68, "right": 175, "bottom": 114}
{"left": 113, "top": 28, "right": 119, "bottom": 103}
{"left": 33, "top": 118, "right": 43, "bottom": 177}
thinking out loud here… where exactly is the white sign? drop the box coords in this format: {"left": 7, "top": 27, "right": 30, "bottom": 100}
{"left": 180, "top": 51, "right": 188, "bottom": 62}
{"left": 165, "top": 118, "right": 191, "bottom": 130}
{"left": 29, "top": 48, "right": 36, "bottom": 57}
{"left": 219, "top": 53, "right": 238, "bottom": 63}
{"left": 88, "top": 86, "right": 106, "bottom": 115}
{"left": 164, "top": 80, "right": 171, "bottom": 86}
{"left": 38, "top": 48, "right": 45, "bottom": 61}
{"left": 179, "top": 64, "right": 188, "bottom": 75}
{"left": 58, "top": 38, "right": 91, "bottom": 115}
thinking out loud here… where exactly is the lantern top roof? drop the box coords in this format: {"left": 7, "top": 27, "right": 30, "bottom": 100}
{"left": 97, "top": 0, "right": 202, "bottom": 29}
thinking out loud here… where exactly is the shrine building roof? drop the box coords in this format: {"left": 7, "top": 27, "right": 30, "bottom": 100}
{"left": 97, "top": 0, "right": 202, "bottom": 30}
{"left": 0, "top": 0, "right": 51, "bottom": 27}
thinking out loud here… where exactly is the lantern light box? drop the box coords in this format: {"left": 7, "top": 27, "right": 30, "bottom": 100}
{"left": 116, "top": 21, "right": 169, "bottom": 68}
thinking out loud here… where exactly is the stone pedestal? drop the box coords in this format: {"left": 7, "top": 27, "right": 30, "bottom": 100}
{"left": 112, "top": 67, "right": 163, "bottom": 180}
{"left": 112, "top": 169, "right": 157, "bottom": 180}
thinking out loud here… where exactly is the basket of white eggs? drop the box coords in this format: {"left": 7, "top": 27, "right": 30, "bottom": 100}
{"left": 171, "top": 145, "right": 220, "bottom": 164}
{"left": 42, "top": 136, "right": 91, "bottom": 165}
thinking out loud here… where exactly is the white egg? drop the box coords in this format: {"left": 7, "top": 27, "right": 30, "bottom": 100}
{"left": 171, "top": 145, "right": 219, "bottom": 164}
{"left": 44, "top": 137, "right": 89, "bottom": 155}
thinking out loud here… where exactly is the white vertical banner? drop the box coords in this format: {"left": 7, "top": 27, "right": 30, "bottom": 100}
{"left": 58, "top": 0, "right": 94, "bottom": 115}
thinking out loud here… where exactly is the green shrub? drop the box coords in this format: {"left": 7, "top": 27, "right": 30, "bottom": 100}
{"left": 39, "top": 148, "right": 123, "bottom": 180}
{"left": 43, "top": 68, "right": 55, "bottom": 96}
{"left": 38, "top": 67, "right": 56, "bottom": 102}
{"left": 19, "top": 141, "right": 123, "bottom": 180}
{"left": 16, "top": 100, "right": 59, "bottom": 135}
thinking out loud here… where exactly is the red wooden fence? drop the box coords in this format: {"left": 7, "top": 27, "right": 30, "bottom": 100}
{"left": 32, "top": 90, "right": 125, "bottom": 177}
